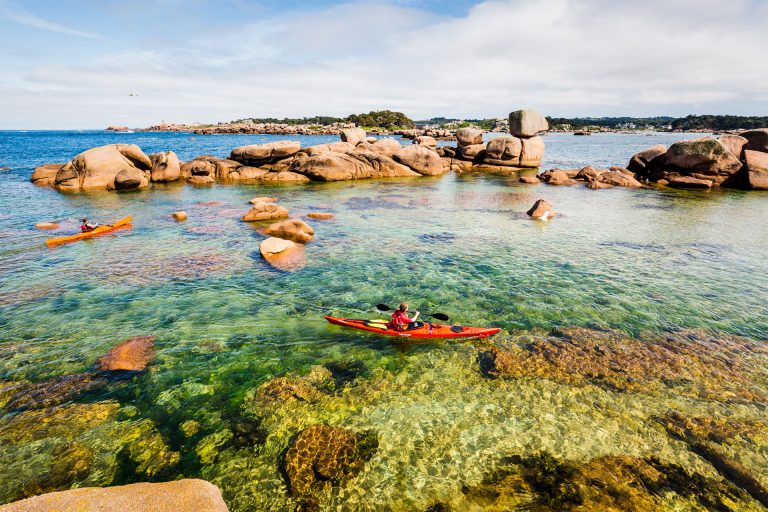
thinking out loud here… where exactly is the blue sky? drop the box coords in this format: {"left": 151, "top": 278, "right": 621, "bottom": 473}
{"left": 1, "top": 0, "right": 767, "bottom": 128}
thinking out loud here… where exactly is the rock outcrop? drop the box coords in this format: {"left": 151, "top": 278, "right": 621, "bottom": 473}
{"left": 628, "top": 130, "right": 768, "bottom": 190}
{"left": 292, "top": 151, "right": 419, "bottom": 181}
{"left": 0, "top": 480, "right": 228, "bottom": 512}
{"left": 54, "top": 144, "right": 151, "bottom": 192}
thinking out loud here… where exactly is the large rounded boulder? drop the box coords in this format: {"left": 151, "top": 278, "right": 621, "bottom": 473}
{"left": 519, "top": 136, "right": 545, "bottom": 167}
{"left": 484, "top": 136, "right": 522, "bottom": 166}
{"left": 149, "top": 151, "right": 180, "bottom": 182}
{"left": 55, "top": 144, "right": 151, "bottom": 192}
{"left": 664, "top": 137, "right": 742, "bottom": 175}
{"left": 740, "top": 128, "right": 768, "bottom": 153}
{"left": 262, "top": 219, "right": 314, "bottom": 243}
{"left": 230, "top": 141, "right": 301, "bottom": 166}
{"left": 31, "top": 164, "right": 64, "bottom": 186}
{"left": 393, "top": 145, "right": 445, "bottom": 175}
{"left": 509, "top": 109, "right": 549, "bottom": 137}
{"left": 340, "top": 128, "right": 367, "bottom": 146}
{"left": 455, "top": 127, "right": 483, "bottom": 146}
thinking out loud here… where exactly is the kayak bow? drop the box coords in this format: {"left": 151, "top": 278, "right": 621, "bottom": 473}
{"left": 324, "top": 315, "right": 500, "bottom": 339}
{"left": 46, "top": 216, "right": 133, "bottom": 246}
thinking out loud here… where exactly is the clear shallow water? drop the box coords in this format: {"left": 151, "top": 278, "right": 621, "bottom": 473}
{"left": 0, "top": 131, "right": 767, "bottom": 510}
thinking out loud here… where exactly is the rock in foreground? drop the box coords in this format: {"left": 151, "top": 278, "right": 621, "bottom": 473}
{"left": 0, "top": 479, "right": 228, "bottom": 512}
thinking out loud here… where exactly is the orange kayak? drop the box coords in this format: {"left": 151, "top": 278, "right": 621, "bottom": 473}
{"left": 325, "top": 315, "right": 501, "bottom": 339}
{"left": 46, "top": 216, "right": 133, "bottom": 246}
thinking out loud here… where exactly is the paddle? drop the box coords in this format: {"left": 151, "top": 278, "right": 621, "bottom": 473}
{"left": 376, "top": 304, "right": 450, "bottom": 322}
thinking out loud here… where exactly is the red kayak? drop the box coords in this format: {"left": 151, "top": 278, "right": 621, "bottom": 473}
{"left": 324, "top": 315, "right": 501, "bottom": 339}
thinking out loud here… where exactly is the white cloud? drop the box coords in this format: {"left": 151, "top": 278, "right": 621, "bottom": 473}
{"left": 0, "top": 1, "right": 108, "bottom": 41}
{"left": 1, "top": 0, "right": 767, "bottom": 128}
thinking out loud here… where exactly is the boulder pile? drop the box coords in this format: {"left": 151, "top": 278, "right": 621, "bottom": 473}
{"left": 31, "top": 109, "right": 548, "bottom": 192}
{"left": 438, "top": 109, "right": 547, "bottom": 171}
{"left": 627, "top": 129, "right": 768, "bottom": 190}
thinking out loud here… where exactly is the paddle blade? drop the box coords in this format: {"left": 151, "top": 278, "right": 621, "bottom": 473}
{"left": 376, "top": 304, "right": 391, "bottom": 312}
{"left": 429, "top": 313, "right": 450, "bottom": 321}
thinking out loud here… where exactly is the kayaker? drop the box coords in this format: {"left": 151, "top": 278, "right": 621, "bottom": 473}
{"left": 80, "top": 218, "right": 99, "bottom": 233}
{"left": 389, "top": 303, "right": 420, "bottom": 331}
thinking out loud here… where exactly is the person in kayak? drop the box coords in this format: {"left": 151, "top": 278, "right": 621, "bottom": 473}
{"left": 389, "top": 303, "right": 421, "bottom": 331}
{"left": 80, "top": 218, "right": 100, "bottom": 233}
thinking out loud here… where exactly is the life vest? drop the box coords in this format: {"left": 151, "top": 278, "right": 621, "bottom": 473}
{"left": 390, "top": 310, "right": 410, "bottom": 331}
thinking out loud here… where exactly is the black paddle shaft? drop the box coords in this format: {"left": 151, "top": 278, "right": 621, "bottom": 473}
{"left": 376, "top": 304, "right": 449, "bottom": 322}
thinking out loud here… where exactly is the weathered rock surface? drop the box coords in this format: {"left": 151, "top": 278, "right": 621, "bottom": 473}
{"left": 187, "top": 175, "right": 215, "bottom": 185}
{"left": 743, "top": 150, "right": 768, "bottom": 190}
{"left": 0, "top": 479, "right": 229, "bottom": 512}
{"left": 249, "top": 196, "right": 277, "bottom": 204}
{"left": 393, "top": 145, "right": 446, "bottom": 175}
{"left": 257, "top": 171, "right": 310, "bottom": 183}
{"left": 55, "top": 144, "right": 151, "bottom": 192}
{"left": 149, "top": 151, "right": 180, "bottom": 182}
{"left": 483, "top": 136, "right": 522, "bottom": 166}
{"left": 31, "top": 164, "right": 63, "bottom": 186}
{"left": 668, "top": 176, "right": 713, "bottom": 189}
{"left": 303, "top": 142, "right": 356, "bottom": 157}
{"left": 368, "top": 138, "right": 402, "bottom": 157}
{"left": 3, "top": 373, "right": 110, "bottom": 412}
{"left": 262, "top": 219, "right": 314, "bottom": 244}
{"left": 526, "top": 199, "right": 555, "bottom": 220}
{"left": 597, "top": 170, "right": 643, "bottom": 188}
{"left": 740, "top": 128, "right": 768, "bottom": 153}
{"left": 455, "top": 127, "right": 484, "bottom": 146}
{"left": 455, "top": 143, "right": 486, "bottom": 162}
{"left": 181, "top": 159, "right": 215, "bottom": 177}
{"left": 413, "top": 135, "right": 437, "bottom": 148}
{"left": 718, "top": 135, "right": 748, "bottom": 158}
{"left": 627, "top": 144, "right": 667, "bottom": 177}
{"left": 519, "top": 175, "right": 540, "bottom": 184}
{"left": 95, "top": 335, "right": 156, "bottom": 372}
{"left": 340, "top": 128, "right": 367, "bottom": 146}
{"left": 294, "top": 151, "right": 419, "bottom": 181}
{"left": 665, "top": 137, "right": 742, "bottom": 175}
{"left": 539, "top": 169, "right": 576, "bottom": 185}
{"left": 519, "top": 136, "right": 545, "bottom": 168}
{"left": 229, "top": 141, "right": 301, "bottom": 165}
{"left": 242, "top": 202, "right": 289, "bottom": 222}
{"left": 284, "top": 425, "right": 378, "bottom": 497}
{"left": 508, "top": 109, "right": 549, "bottom": 137}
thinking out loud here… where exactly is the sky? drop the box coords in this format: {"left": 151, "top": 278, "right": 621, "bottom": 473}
{"left": 0, "top": 0, "right": 766, "bottom": 129}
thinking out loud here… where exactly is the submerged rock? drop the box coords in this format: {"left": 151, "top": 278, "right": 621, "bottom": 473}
{"left": 259, "top": 237, "right": 305, "bottom": 272}
{"left": 95, "top": 335, "right": 156, "bottom": 372}
{"left": 306, "top": 212, "right": 335, "bottom": 220}
{"left": 284, "top": 425, "right": 378, "bottom": 497}
{"left": 3, "top": 373, "right": 110, "bottom": 412}
{"left": 462, "top": 451, "right": 755, "bottom": 511}
{"left": 668, "top": 176, "right": 713, "bottom": 189}
{"left": 477, "top": 327, "right": 768, "bottom": 403}
{"left": 0, "top": 479, "right": 229, "bottom": 512}
{"left": 34, "top": 222, "right": 59, "bottom": 230}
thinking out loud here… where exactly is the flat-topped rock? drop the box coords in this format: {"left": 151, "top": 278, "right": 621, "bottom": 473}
{"left": 229, "top": 141, "right": 301, "bottom": 165}
{"left": 0, "top": 479, "right": 228, "bottom": 512}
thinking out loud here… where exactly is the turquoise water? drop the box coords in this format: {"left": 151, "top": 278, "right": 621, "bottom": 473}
{"left": 0, "top": 131, "right": 767, "bottom": 510}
